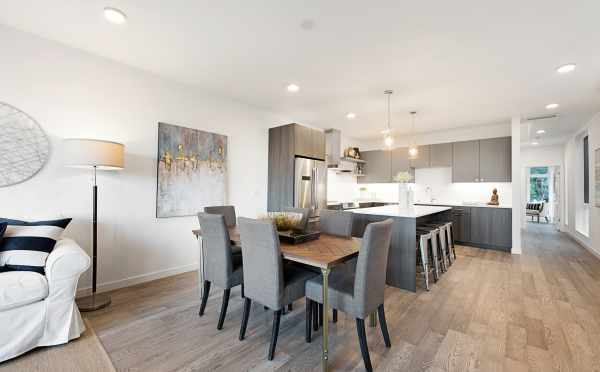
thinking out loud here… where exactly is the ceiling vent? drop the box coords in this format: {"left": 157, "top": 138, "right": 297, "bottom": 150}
{"left": 526, "top": 114, "right": 559, "bottom": 121}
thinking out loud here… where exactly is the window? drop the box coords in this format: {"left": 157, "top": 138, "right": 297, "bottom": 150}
{"left": 584, "top": 135, "right": 589, "bottom": 204}
{"left": 529, "top": 166, "right": 550, "bottom": 202}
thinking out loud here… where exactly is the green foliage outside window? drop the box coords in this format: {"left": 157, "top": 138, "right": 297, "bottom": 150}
{"left": 529, "top": 167, "right": 549, "bottom": 202}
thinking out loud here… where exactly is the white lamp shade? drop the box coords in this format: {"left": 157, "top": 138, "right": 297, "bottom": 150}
{"left": 64, "top": 139, "right": 124, "bottom": 169}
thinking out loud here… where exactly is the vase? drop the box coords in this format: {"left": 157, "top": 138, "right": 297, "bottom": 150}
{"left": 398, "top": 183, "right": 409, "bottom": 208}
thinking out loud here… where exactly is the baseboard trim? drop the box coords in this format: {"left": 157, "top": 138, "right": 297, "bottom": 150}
{"left": 565, "top": 231, "right": 599, "bottom": 259}
{"left": 76, "top": 263, "right": 198, "bottom": 298}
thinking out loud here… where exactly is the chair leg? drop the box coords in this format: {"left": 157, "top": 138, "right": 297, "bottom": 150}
{"left": 241, "top": 283, "right": 245, "bottom": 299}
{"left": 268, "top": 309, "right": 282, "bottom": 361}
{"left": 378, "top": 304, "right": 391, "bottom": 348}
{"left": 319, "top": 304, "right": 323, "bottom": 326}
{"left": 288, "top": 303, "right": 293, "bottom": 312}
{"left": 356, "top": 318, "right": 373, "bottom": 372}
{"left": 305, "top": 300, "right": 312, "bottom": 343}
{"left": 239, "top": 298, "right": 251, "bottom": 340}
{"left": 217, "top": 289, "right": 231, "bottom": 330}
{"left": 332, "top": 309, "right": 338, "bottom": 323}
{"left": 199, "top": 280, "right": 211, "bottom": 316}
{"left": 313, "top": 302, "right": 319, "bottom": 331}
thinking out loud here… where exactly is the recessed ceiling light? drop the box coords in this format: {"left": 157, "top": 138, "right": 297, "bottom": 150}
{"left": 104, "top": 7, "right": 127, "bottom": 24}
{"left": 556, "top": 64, "right": 576, "bottom": 74}
{"left": 346, "top": 112, "right": 356, "bottom": 119}
{"left": 545, "top": 103, "right": 559, "bottom": 110}
{"left": 536, "top": 129, "right": 546, "bottom": 134}
{"left": 286, "top": 84, "right": 300, "bottom": 93}
{"left": 532, "top": 141, "right": 539, "bottom": 146}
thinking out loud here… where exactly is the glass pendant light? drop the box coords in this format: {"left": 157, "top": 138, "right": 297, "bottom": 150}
{"left": 408, "top": 111, "right": 419, "bottom": 159}
{"left": 382, "top": 90, "right": 394, "bottom": 149}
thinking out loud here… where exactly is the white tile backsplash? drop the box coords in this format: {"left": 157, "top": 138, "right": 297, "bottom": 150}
{"left": 328, "top": 167, "right": 512, "bottom": 206}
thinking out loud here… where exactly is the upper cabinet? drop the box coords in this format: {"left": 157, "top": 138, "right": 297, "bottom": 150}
{"left": 452, "top": 140, "right": 480, "bottom": 182}
{"left": 409, "top": 145, "right": 430, "bottom": 168}
{"left": 452, "top": 137, "right": 511, "bottom": 182}
{"left": 429, "top": 143, "right": 453, "bottom": 167}
{"left": 292, "top": 123, "right": 325, "bottom": 160}
{"left": 392, "top": 147, "right": 414, "bottom": 179}
{"left": 358, "top": 150, "right": 391, "bottom": 183}
{"left": 479, "top": 137, "right": 511, "bottom": 182}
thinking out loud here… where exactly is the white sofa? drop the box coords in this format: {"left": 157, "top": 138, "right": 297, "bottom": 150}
{"left": 0, "top": 238, "right": 90, "bottom": 362}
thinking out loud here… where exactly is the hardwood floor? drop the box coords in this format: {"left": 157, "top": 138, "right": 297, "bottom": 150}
{"left": 85, "top": 223, "right": 600, "bottom": 371}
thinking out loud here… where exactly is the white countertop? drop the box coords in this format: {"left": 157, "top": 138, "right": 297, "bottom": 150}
{"left": 350, "top": 205, "right": 451, "bottom": 218}
{"left": 414, "top": 201, "right": 512, "bottom": 209}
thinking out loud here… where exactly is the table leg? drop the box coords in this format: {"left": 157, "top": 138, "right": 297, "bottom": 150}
{"left": 197, "top": 237, "right": 205, "bottom": 298}
{"left": 369, "top": 312, "right": 377, "bottom": 328}
{"left": 321, "top": 267, "right": 331, "bottom": 372}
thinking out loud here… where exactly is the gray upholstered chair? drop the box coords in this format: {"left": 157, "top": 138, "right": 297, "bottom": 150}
{"left": 197, "top": 213, "right": 243, "bottom": 330}
{"left": 237, "top": 217, "right": 317, "bottom": 361}
{"left": 317, "top": 208, "right": 355, "bottom": 324}
{"left": 282, "top": 206, "right": 310, "bottom": 232}
{"left": 305, "top": 219, "right": 393, "bottom": 372}
{"left": 319, "top": 209, "right": 354, "bottom": 237}
{"left": 204, "top": 205, "right": 241, "bottom": 254}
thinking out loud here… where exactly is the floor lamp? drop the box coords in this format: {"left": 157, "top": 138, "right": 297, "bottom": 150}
{"left": 65, "top": 138, "right": 125, "bottom": 312}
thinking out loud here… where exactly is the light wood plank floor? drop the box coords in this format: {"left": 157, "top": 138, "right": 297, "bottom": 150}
{"left": 84, "top": 223, "right": 600, "bottom": 371}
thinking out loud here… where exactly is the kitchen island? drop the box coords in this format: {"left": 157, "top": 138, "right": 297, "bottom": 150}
{"left": 350, "top": 205, "right": 452, "bottom": 292}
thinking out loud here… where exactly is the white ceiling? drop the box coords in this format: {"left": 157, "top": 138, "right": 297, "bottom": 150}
{"left": 1, "top": 0, "right": 599, "bottom": 145}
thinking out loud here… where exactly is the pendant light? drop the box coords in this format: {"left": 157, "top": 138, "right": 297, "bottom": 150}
{"left": 408, "top": 111, "right": 419, "bottom": 159}
{"left": 382, "top": 90, "right": 394, "bottom": 148}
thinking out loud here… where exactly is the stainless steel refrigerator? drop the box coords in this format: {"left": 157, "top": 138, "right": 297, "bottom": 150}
{"left": 294, "top": 157, "right": 327, "bottom": 218}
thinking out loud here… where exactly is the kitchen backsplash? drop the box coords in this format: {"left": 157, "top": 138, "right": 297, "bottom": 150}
{"left": 328, "top": 167, "right": 513, "bottom": 206}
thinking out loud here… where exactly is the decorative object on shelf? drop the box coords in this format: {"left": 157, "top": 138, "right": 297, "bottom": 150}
{"left": 393, "top": 171, "right": 414, "bottom": 208}
{"left": 382, "top": 90, "right": 394, "bottom": 149}
{"left": 487, "top": 188, "right": 500, "bottom": 205}
{"left": 156, "top": 122, "right": 227, "bottom": 218}
{"left": 0, "top": 102, "right": 50, "bottom": 187}
{"left": 408, "top": 111, "right": 419, "bottom": 160}
{"left": 64, "top": 138, "right": 125, "bottom": 312}
{"left": 595, "top": 148, "right": 600, "bottom": 207}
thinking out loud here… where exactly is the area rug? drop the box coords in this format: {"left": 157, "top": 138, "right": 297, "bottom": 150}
{"left": 0, "top": 320, "right": 115, "bottom": 372}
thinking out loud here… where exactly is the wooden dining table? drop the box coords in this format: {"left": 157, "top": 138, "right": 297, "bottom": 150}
{"left": 192, "top": 227, "right": 362, "bottom": 372}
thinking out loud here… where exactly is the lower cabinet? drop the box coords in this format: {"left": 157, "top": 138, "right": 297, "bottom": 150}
{"left": 452, "top": 206, "right": 511, "bottom": 251}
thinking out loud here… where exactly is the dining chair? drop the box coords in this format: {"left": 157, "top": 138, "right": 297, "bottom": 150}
{"left": 237, "top": 217, "right": 318, "bottom": 361}
{"left": 318, "top": 208, "right": 355, "bottom": 325}
{"left": 305, "top": 219, "right": 393, "bottom": 372}
{"left": 197, "top": 213, "right": 244, "bottom": 330}
{"left": 282, "top": 206, "right": 310, "bottom": 232}
{"left": 204, "top": 205, "right": 240, "bottom": 254}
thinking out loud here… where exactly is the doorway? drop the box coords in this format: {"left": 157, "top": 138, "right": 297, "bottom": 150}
{"left": 525, "top": 166, "right": 561, "bottom": 225}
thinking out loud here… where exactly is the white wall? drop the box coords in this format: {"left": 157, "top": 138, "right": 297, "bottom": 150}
{"left": 0, "top": 26, "right": 287, "bottom": 292}
{"left": 563, "top": 112, "right": 599, "bottom": 255}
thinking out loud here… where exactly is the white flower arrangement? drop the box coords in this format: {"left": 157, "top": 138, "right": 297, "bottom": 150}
{"left": 393, "top": 171, "right": 413, "bottom": 183}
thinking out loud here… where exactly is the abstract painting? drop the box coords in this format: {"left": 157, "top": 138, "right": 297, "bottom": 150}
{"left": 156, "top": 122, "right": 227, "bottom": 218}
{"left": 596, "top": 148, "right": 600, "bottom": 207}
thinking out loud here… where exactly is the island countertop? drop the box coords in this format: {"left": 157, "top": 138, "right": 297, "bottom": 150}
{"left": 350, "top": 205, "right": 451, "bottom": 218}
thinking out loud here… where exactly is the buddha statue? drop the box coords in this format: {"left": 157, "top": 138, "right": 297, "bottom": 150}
{"left": 488, "top": 188, "right": 499, "bottom": 206}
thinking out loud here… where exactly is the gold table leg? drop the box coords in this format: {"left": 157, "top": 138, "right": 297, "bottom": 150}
{"left": 369, "top": 312, "right": 377, "bottom": 328}
{"left": 321, "top": 267, "right": 331, "bottom": 372}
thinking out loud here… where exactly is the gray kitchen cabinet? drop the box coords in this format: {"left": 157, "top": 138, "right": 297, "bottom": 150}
{"left": 358, "top": 150, "right": 391, "bottom": 183}
{"left": 391, "top": 147, "right": 414, "bottom": 180}
{"left": 469, "top": 206, "right": 512, "bottom": 251}
{"left": 469, "top": 207, "right": 492, "bottom": 245}
{"left": 452, "top": 140, "right": 480, "bottom": 182}
{"left": 429, "top": 143, "right": 453, "bottom": 167}
{"left": 409, "top": 145, "right": 430, "bottom": 168}
{"left": 451, "top": 207, "right": 471, "bottom": 243}
{"left": 479, "top": 137, "right": 511, "bottom": 182}
{"left": 292, "top": 123, "right": 325, "bottom": 160}
{"left": 489, "top": 208, "right": 512, "bottom": 248}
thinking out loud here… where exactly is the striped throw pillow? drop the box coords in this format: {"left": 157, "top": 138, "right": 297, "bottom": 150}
{"left": 0, "top": 218, "right": 71, "bottom": 274}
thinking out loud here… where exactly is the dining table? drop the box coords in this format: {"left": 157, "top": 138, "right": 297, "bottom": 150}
{"left": 192, "top": 226, "right": 362, "bottom": 372}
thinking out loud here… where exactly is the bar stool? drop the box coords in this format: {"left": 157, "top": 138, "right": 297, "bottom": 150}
{"left": 422, "top": 223, "right": 451, "bottom": 270}
{"left": 415, "top": 229, "right": 440, "bottom": 290}
{"left": 419, "top": 227, "right": 443, "bottom": 275}
{"left": 447, "top": 222, "right": 457, "bottom": 261}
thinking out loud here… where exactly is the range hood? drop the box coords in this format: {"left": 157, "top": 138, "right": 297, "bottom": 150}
{"left": 325, "top": 129, "right": 366, "bottom": 177}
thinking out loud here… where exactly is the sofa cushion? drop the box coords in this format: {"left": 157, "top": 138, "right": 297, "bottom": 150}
{"left": 0, "top": 218, "right": 71, "bottom": 274}
{"left": 0, "top": 271, "right": 49, "bottom": 311}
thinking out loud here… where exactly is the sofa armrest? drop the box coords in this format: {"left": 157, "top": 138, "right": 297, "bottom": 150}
{"left": 45, "top": 239, "right": 91, "bottom": 287}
